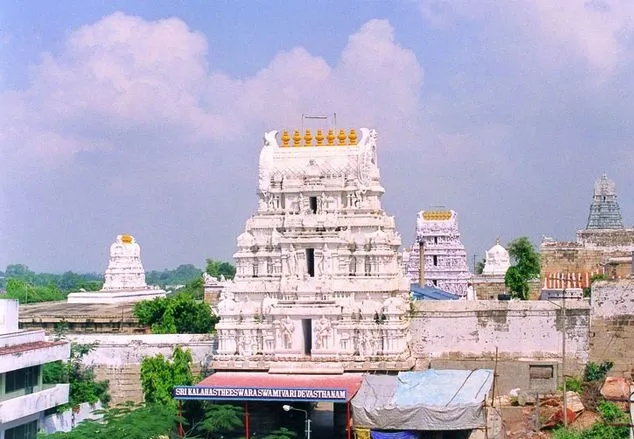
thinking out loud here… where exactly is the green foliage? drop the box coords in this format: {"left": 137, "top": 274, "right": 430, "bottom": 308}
{"left": 474, "top": 258, "right": 485, "bottom": 275}
{"left": 196, "top": 403, "right": 244, "bottom": 437}
{"left": 552, "top": 401, "right": 629, "bottom": 439}
{"left": 42, "top": 343, "right": 110, "bottom": 410}
{"left": 38, "top": 402, "right": 180, "bottom": 439}
{"left": 504, "top": 237, "right": 540, "bottom": 299}
{"left": 1, "top": 264, "right": 103, "bottom": 300}
{"left": 5, "top": 278, "right": 66, "bottom": 303}
{"left": 141, "top": 346, "right": 194, "bottom": 409}
{"left": 551, "top": 430, "right": 582, "bottom": 439}
{"left": 584, "top": 361, "right": 614, "bottom": 382}
{"left": 179, "top": 277, "right": 204, "bottom": 300}
{"left": 145, "top": 264, "right": 203, "bottom": 288}
{"left": 565, "top": 376, "right": 583, "bottom": 393}
{"left": 505, "top": 266, "right": 529, "bottom": 300}
{"left": 206, "top": 259, "right": 236, "bottom": 280}
{"left": 583, "top": 274, "right": 606, "bottom": 298}
{"left": 264, "top": 427, "right": 298, "bottom": 439}
{"left": 134, "top": 292, "right": 218, "bottom": 334}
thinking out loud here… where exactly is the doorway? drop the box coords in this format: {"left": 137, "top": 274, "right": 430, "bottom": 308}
{"left": 302, "top": 319, "right": 312, "bottom": 355}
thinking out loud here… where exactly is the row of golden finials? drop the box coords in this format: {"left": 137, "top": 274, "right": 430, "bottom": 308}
{"left": 280, "top": 128, "right": 358, "bottom": 147}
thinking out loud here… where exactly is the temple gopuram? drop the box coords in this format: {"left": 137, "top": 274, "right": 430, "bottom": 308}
{"left": 212, "top": 127, "right": 412, "bottom": 372}
{"left": 404, "top": 209, "right": 471, "bottom": 297}
{"left": 541, "top": 174, "right": 634, "bottom": 289}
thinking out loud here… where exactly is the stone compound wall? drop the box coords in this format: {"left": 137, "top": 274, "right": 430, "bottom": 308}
{"left": 540, "top": 230, "right": 634, "bottom": 289}
{"left": 471, "top": 277, "right": 540, "bottom": 300}
{"left": 66, "top": 334, "right": 214, "bottom": 404}
{"left": 589, "top": 278, "right": 634, "bottom": 377}
{"left": 411, "top": 300, "right": 591, "bottom": 394}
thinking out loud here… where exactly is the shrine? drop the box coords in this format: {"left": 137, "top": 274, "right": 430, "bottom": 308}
{"left": 482, "top": 239, "right": 511, "bottom": 276}
{"left": 212, "top": 128, "right": 412, "bottom": 371}
{"left": 404, "top": 209, "right": 472, "bottom": 297}
{"left": 541, "top": 174, "right": 634, "bottom": 289}
{"left": 67, "top": 234, "right": 166, "bottom": 304}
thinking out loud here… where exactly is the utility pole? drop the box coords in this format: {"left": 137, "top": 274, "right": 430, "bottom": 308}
{"left": 562, "top": 288, "right": 568, "bottom": 428}
{"left": 630, "top": 384, "right": 634, "bottom": 439}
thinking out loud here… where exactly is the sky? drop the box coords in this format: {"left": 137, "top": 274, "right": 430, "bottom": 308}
{"left": 1, "top": 0, "right": 634, "bottom": 273}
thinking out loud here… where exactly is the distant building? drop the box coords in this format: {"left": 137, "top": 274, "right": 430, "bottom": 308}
{"left": 0, "top": 299, "right": 70, "bottom": 438}
{"left": 404, "top": 209, "right": 471, "bottom": 297}
{"left": 67, "top": 234, "right": 166, "bottom": 304}
{"left": 471, "top": 239, "right": 512, "bottom": 300}
{"left": 482, "top": 239, "right": 511, "bottom": 276}
{"left": 586, "top": 173, "right": 624, "bottom": 229}
{"left": 541, "top": 174, "right": 634, "bottom": 289}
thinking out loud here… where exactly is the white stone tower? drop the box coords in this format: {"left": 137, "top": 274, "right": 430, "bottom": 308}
{"left": 213, "top": 128, "right": 412, "bottom": 371}
{"left": 482, "top": 239, "right": 511, "bottom": 276}
{"left": 102, "top": 234, "right": 147, "bottom": 291}
{"left": 67, "top": 234, "right": 166, "bottom": 304}
{"left": 405, "top": 210, "right": 471, "bottom": 296}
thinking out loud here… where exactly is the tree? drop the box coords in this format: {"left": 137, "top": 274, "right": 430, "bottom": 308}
{"left": 134, "top": 292, "right": 218, "bottom": 334}
{"left": 38, "top": 402, "right": 180, "bottom": 439}
{"left": 196, "top": 403, "right": 244, "bottom": 438}
{"left": 206, "top": 259, "right": 236, "bottom": 280}
{"left": 43, "top": 343, "right": 110, "bottom": 411}
{"left": 145, "top": 264, "right": 203, "bottom": 288}
{"left": 474, "top": 258, "right": 485, "bottom": 275}
{"left": 264, "top": 427, "right": 298, "bottom": 439}
{"left": 5, "top": 264, "right": 35, "bottom": 282}
{"left": 5, "top": 278, "right": 65, "bottom": 303}
{"left": 141, "top": 346, "right": 194, "bottom": 409}
{"left": 504, "top": 237, "right": 540, "bottom": 299}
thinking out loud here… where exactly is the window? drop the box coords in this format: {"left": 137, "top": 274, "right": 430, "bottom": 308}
{"left": 309, "top": 196, "right": 317, "bottom": 213}
{"left": 529, "top": 364, "right": 553, "bottom": 379}
{"left": 434, "top": 237, "right": 438, "bottom": 245}
{"left": 5, "top": 366, "right": 39, "bottom": 394}
{"left": 306, "top": 248, "right": 315, "bottom": 277}
{"left": 529, "top": 364, "right": 555, "bottom": 390}
{"left": 6, "top": 420, "right": 38, "bottom": 439}
{"left": 433, "top": 255, "right": 438, "bottom": 266}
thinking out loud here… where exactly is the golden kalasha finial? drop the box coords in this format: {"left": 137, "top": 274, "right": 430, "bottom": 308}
{"left": 281, "top": 130, "right": 290, "bottom": 147}
{"left": 304, "top": 129, "right": 313, "bottom": 146}
{"left": 316, "top": 129, "right": 325, "bottom": 146}
{"left": 327, "top": 129, "right": 335, "bottom": 146}
{"left": 337, "top": 129, "right": 347, "bottom": 145}
{"left": 348, "top": 129, "right": 357, "bottom": 145}
{"left": 293, "top": 130, "right": 301, "bottom": 146}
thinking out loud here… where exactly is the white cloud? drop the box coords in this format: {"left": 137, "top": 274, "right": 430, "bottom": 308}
{"left": 0, "top": 13, "right": 424, "bottom": 175}
{"left": 419, "top": 0, "right": 634, "bottom": 73}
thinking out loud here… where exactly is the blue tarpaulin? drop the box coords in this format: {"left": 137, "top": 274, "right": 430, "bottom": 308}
{"left": 410, "top": 284, "right": 459, "bottom": 300}
{"left": 370, "top": 431, "right": 421, "bottom": 439}
{"left": 351, "top": 369, "right": 494, "bottom": 431}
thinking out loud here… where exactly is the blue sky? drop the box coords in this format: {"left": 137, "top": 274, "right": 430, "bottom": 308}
{"left": 1, "top": 0, "right": 633, "bottom": 272}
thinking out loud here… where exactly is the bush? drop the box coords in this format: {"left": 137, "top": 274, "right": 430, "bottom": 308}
{"left": 134, "top": 292, "right": 218, "bottom": 334}
{"left": 42, "top": 343, "right": 110, "bottom": 411}
{"left": 584, "top": 361, "right": 614, "bottom": 382}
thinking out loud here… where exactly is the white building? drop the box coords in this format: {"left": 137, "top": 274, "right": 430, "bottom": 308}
{"left": 213, "top": 128, "right": 412, "bottom": 371}
{"left": 67, "top": 234, "right": 166, "bottom": 304}
{"left": 405, "top": 210, "right": 471, "bottom": 297}
{"left": 0, "top": 299, "right": 70, "bottom": 439}
{"left": 482, "top": 239, "right": 511, "bottom": 276}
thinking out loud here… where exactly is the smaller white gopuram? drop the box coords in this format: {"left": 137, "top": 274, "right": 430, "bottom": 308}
{"left": 67, "top": 234, "right": 166, "bottom": 304}
{"left": 482, "top": 239, "right": 511, "bottom": 276}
